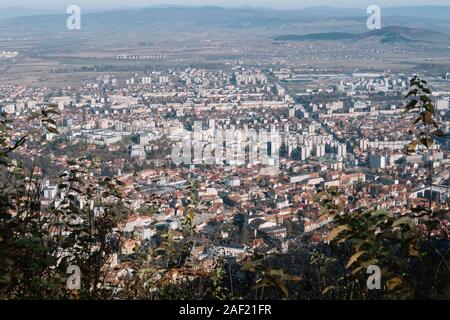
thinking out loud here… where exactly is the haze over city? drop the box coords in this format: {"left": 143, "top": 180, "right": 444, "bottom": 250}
{"left": 1, "top": 0, "right": 450, "bottom": 10}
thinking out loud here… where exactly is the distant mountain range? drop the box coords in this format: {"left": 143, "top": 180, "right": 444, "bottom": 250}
{"left": 0, "top": 7, "right": 57, "bottom": 19}
{"left": 274, "top": 26, "right": 450, "bottom": 45}
{"left": 1, "top": 5, "right": 450, "bottom": 19}
{"left": 1, "top": 5, "right": 450, "bottom": 35}
{"left": 290, "top": 5, "right": 450, "bottom": 20}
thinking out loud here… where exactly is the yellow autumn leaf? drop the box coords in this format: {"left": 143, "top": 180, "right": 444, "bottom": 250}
{"left": 346, "top": 251, "right": 367, "bottom": 269}
{"left": 322, "top": 286, "right": 335, "bottom": 295}
{"left": 386, "top": 277, "right": 403, "bottom": 291}
{"left": 408, "top": 243, "right": 420, "bottom": 256}
{"left": 326, "top": 225, "right": 350, "bottom": 242}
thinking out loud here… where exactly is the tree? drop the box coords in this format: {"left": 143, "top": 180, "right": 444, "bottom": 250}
{"left": 320, "top": 77, "right": 450, "bottom": 299}
{"left": 0, "top": 108, "right": 132, "bottom": 299}
{"left": 404, "top": 75, "right": 446, "bottom": 212}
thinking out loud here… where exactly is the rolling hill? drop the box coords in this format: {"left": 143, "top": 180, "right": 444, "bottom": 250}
{"left": 274, "top": 26, "right": 450, "bottom": 45}
{"left": 0, "top": 5, "right": 450, "bottom": 38}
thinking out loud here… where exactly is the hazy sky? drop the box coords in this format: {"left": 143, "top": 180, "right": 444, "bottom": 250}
{"left": 2, "top": 0, "right": 450, "bottom": 10}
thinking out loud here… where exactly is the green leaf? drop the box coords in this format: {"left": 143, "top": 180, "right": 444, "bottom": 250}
{"left": 269, "top": 269, "right": 285, "bottom": 277}
{"left": 405, "top": 88, "right": 418, "bottom": 98}
{"left": 274, "top": 278, "right": 289, "bottom": 298}
{"left": 420, "top": 95, "right": 431, "bottom": 102}
{"left": 42, "top": 118, "right": 56, "bottom": 125}
{"left": 241, "top": 261, "right": 258, "bottom": 272}
{"left": 43, "top": 107, "right": 60, "bottom": 115}
{"left": 46, "top": 126, "right": 59, "bottom": 134}
{"left": 403, "top": 100, "right": 418, "bottom": 113}
{"left": 11, "top": 136, "right": 27, "bottom": 151}
{"left": 392, "top": 216, "right": 415, "bottom": 229}
{"left": 413, "top": 116, "right": 421, "bottom": 126}
{"left": 27, "top": 112, "right": 41, "bottom": 121}
{"left": 431, "top": 129, "right": 447, "bottom": 137}
{"left": 420, "top": 137, "right": 434, "bottom": 149}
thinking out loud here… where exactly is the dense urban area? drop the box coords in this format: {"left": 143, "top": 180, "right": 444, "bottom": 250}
{"left": 0, "top": 5, "right": 449, "bottom": 300}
